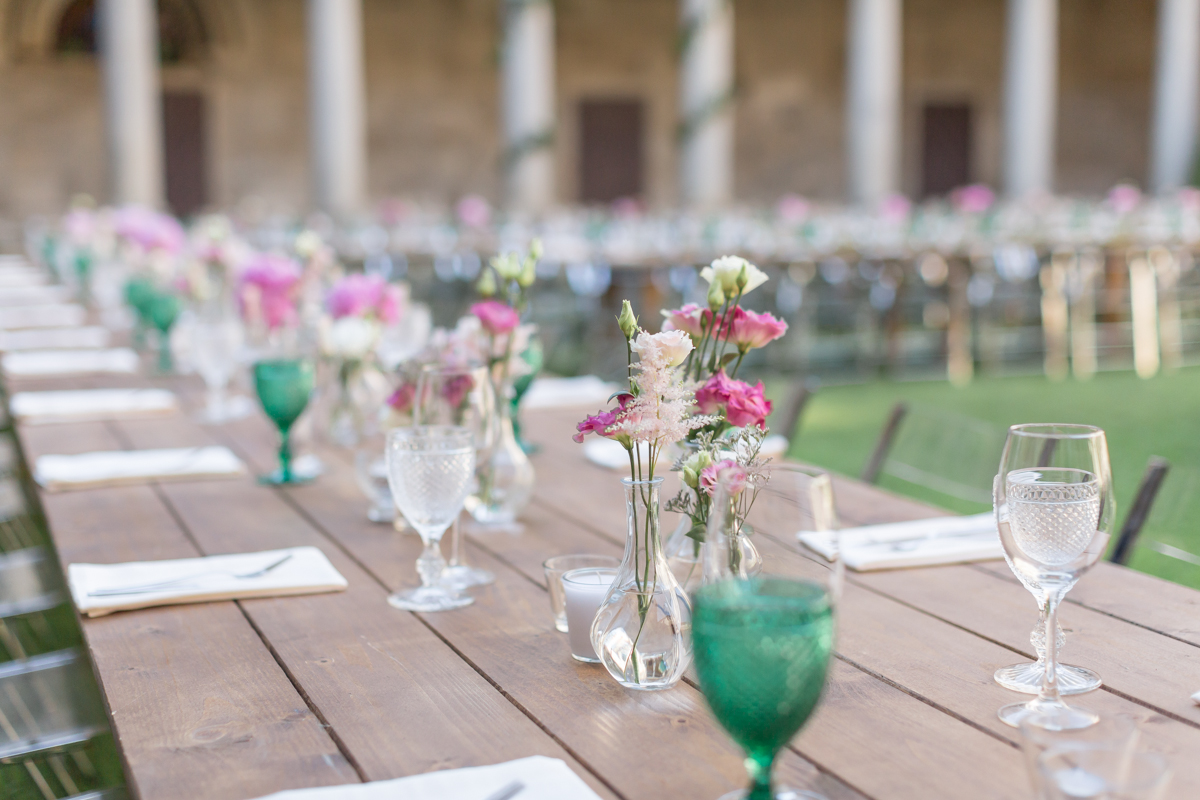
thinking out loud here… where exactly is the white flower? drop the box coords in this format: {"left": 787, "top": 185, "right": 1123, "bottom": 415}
{"left": 322, "top": 316, "right": 380, "bottom": 359}
{"left": 631, "top": 329, "right": 693, "bottom": 367}
{"left": 701, "top": 256, "right": 769, "bottom": 296}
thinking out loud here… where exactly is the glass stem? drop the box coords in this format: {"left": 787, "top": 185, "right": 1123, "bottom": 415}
{"left": 449, "top": 514, "right": 462, "bottom": 568}
{"left": 208, "top": 382, "right": 227, "bottom": 419}
{"left": 279, "top": 430, "right": 293, "bottom": 483}
{"left": 416, "top": 536, "right": 445, "bottom": 588}
{"left": 746, "top": 753, "right": 775, "bottom": 800}
{"left": 1038, "top": 589, "right": 1064, "bottom": 705}
{"left": 158, "top": 334, "right": 172, "bottom": 373}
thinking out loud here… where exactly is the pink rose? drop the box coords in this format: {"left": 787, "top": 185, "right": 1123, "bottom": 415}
{"left": 115, "top": 206, "right": 185, "bottom": 254}
{"left": 441, "top": 374, "right": 476, "bottom": 409}
{"left": 378, "top": 284, "right": 404, "bottom": 325}
{"left": 240, "top": 253, "right": 302, "bottom": 330}
{"left": 661, "top": 304, "right": 705, "bottom": 338}
{"left": 951, "top": 184, "right": 995, "bottom": 214}
{"left": 471, "top": 300, "right": 520, "bottom": 336}
{"left": 573, "top": 394, "right": 633, "bottom": 444}
{"left": 328, "top": 274, "right": 385, "bottom": 319}
{"left": 728, "top": 307, "right": 788, "bottom": 351}
{"left": 387, "top": 382, "right": 416, "bottom": 414}
{"left": 700, "top": 459, "right": 748, "bottom": 497}
{"left": 1107, "top": 184, "right": 1142, "bottom": 215}
{"left": 695, "top": 370, "right": 773, "bottom": 429}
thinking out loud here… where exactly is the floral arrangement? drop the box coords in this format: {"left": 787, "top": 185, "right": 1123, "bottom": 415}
{"left": 320, "top": 273, "right": 405, "bottom": 361}
{"left": 470, "top": 239, "right": 541, "bottom": 390}
{"left": 238, "top": 253, "right": 303, "bottom": 334}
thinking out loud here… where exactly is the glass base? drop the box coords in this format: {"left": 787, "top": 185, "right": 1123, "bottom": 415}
{"left": 554, "top": 619, "right": 568, "bottom": 633}
{"left": 998, "top": 699, "right": 1099, "bottom": 731}
{"left": 387, "top": 587, "right": 474, "bottom": 612}
{"left": 258, "top": 470, "right": 315, "bottom": 486}
{"left": 994, "top": 661, "right": 1101, "bottom": 696}
{"left": 439, "top": 564, "right": 495, "bottom": 589}
{"left": 367, "top": 503, "right": 396, "bottom": 524}
{"left": 570, "top": 653, "right": 601, "bottom": 664}
{"left": 718, "top": 789, "right": 827, "bottom": 800}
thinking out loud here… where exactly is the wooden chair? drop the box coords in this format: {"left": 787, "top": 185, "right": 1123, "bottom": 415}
{"left": 768, "top": 379, "right": 814, "bottom": 445}
{"left": 861, "top": 402, "right": 1008, "bottom": 508}
{"left": 1108, "top": 458, "right": 1200, "bottom": 588}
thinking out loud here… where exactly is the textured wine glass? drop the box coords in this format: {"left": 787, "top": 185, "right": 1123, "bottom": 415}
{"left": 253, "top": 358, "right": 316, "bottom": 485}
{"left": 413, "top": 364, "right": 497, "bottom": 589}
{"left": 692, "top": 578, "right": 835, "bottom": 800}
{"left": 386, "top": 425, "right": 477, "bottom": 612}
{"left": 145, "top": 290, "right": 181, "bottom": 374}
{"left": 193, "top": 312, "right": 250, "bottom": 424}
{"left": 995, "top": 424, "right": 1114, "bottom": 731}
{"left": 994, "top": 576, "right": 1102, "bottom": 695}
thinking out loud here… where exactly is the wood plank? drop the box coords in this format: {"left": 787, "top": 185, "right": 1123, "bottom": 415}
{"left": 13, "top": 421, "right": 357, "bottom": 800}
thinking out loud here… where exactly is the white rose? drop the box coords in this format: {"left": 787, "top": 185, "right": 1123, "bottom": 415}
{"left": 324, "top": 316, "right": 380, "bottom": 359}
{"left": 631, "top": 328, "right": 693, "bottom": 367}
{"left": 701, "top": 255, "right": 769, "bottom": 296}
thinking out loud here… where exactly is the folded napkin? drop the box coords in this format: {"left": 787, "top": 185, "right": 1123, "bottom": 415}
{"left": 798, "top": 512, "right": 1001, "bottom": 571}
{"left": 68, "top": 546, "right": 348, "bottom": 617}
{"left": 11, "top": 388, "right": 178, "bottom": 424}
{"left": 0, "top": 271, "right": 48, "bottom": 288}
{"left": 0, "top": 326, "right": 110, "bottom": 352}
{"left": 522, "top": 375, "right": 622, "bottom": 410}
{"left": 3, "top": 348, "right": 138, "bottom": 377}
{"left": 0, "top": 285, "right": 71, "bottom": 306}
{"left": 0, "top": 304, "right": 86, "bottom": 330}
{"left": 35, "top": 446, "right": 246, "bottom": 491}
{"left": 250, "top": 756, "right": 602, "bottom": 800}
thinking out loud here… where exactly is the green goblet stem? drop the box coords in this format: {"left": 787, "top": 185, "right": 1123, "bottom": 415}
{"left": 278, "top": 431, "right": 293, "bottom": 483}
{"left": 746, "top": 754, "right": 774, "bottom": 800}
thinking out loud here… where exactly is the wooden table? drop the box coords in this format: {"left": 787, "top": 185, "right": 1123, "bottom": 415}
{"left": 11, "top": 369, "right": 1200, "bottom": 800}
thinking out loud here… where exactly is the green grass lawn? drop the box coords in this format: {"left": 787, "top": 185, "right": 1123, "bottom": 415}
{"left": 781, "top": 367, "right": 1200, "bottom": 589}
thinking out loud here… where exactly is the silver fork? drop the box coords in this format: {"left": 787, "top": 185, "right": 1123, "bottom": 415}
{"left": 88, "top": 554, "right": 294, "bottom": 597}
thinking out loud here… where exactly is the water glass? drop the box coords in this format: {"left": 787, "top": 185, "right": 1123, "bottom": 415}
{"left": 1038, "top": 748, "right": 1171, "bottom": 799}
{"left": 386, "top": 426, "right": 477, "bottom": 612}
{"left": 193, "top": 313, "right": 250, "bottom": 424}
{"left": 995, "top": 424, "right": 1114, "bottom": 731}
{"left": 543, "top": 554, "right": 621, "bottom": 632}
{"left": 1019, "top": 714, "right": 1139, "bottom": 797}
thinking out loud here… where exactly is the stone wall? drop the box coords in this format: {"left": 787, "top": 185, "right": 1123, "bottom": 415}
{"left": 0, "top": 0, "right": 1173, "bottom": 218}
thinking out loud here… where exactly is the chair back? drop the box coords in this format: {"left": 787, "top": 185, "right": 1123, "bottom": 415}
{"left": 0, "top": 650, "right": 107, "bottom": 761}
{"left": 1110, "top": 459, "right": 1200, "bottom": 586}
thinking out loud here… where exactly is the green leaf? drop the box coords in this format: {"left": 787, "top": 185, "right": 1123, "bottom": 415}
{"left": 720, "top": 352, "right": 738, "bottom": 366}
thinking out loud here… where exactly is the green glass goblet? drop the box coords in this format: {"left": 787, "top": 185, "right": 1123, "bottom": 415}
{"left": 692, "top": 578, "right": 835, "bottom": 800}
{"left": 123, "top": 277, "right": 155, "bottom": 350}
{"left": 144, "top": 291, "right": 182, "bottom": 374}
{"left": 253, "top": 358, "right": 316, "bottom": 485}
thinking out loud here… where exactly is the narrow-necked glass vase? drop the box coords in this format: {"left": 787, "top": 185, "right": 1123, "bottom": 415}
{"left": 591, "top": 477, "right": 692, "bottom": 691}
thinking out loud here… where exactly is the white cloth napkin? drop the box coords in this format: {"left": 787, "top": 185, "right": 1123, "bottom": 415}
{"left": 522, "top": 376, "right": 622, "bottom": 410}
{"left": 0, "top": 285, "right": 71, "bottom": 306}
{"left": 0, "top": 326, "right": 110, "bottom": 352}
{"left": 35, "top": 446, "right": 246, "bottom": 491}
{"left": 249, "top": 756, "right": 602, "bottom": 800}
{"left": 3, "top": 348, "right": 139, "bottom": 377}
{"left": 798, "top": 512, "right": 1001, "bottom": 571}
{"left": 0, "top": 270, "right": 48, "bottom": 288}
{"left": 0, "top": 304, "right": 86, "bottom": 330}
{"left": 68, "top": 546, "right": 349, "bottom": 618}
{"left": 11, "top": 388, "right": 178, "bottom": 424}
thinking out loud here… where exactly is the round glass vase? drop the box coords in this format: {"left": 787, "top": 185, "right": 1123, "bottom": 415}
{"left": 591, "top": 477, "right": 692, "bottom": 691}
{"left": 326, "top": 357, "right": 391, "bottom": 450}
{"left": 464, "top": 379, "right": 535, "bottom": 526}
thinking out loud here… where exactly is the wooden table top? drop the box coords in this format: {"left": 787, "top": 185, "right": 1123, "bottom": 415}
{"left": 11, "top": 369, "right": 1200, "bottom": 800}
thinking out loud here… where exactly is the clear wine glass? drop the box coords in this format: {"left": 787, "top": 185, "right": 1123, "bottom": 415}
{"left": 995, "top": 424, "right": 1114, "bottom": 731}
{"left": 993, "top": 578, "right": 1102, "bottom": 695}
{"left": 413, "top": 364, "right": 497, "bottom": 589}
{"left": 193, "top": 310, "right": 251, "bottom": 424}
{"left": 385, "top": 425, "right": 477, "bottom": 612}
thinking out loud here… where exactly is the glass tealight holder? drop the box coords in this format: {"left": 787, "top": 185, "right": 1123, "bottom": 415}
{"left": 543, "top": 554, "right": 621, "bottom": 633}
{"left": 562, "top": 567, "right": 616, "bottom": 662}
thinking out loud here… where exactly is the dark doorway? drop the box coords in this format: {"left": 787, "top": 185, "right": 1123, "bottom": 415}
{"left": 921, "top": 104, "right": 972, "bottom": 197}
{"left": 162, "top": 91, "right": 208, "bottom": 216}
{"left": 579, "top": 99, "right": 644, "bottom": 204}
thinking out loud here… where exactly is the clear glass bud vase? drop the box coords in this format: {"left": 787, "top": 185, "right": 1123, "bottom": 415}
{"left": 465, "top": 381, "right": 535, "bottom": 526}
{"left": 701, "top": 488, "right": 764, "bottom": 585}
{"left": 592, "top": 477, "right": 692, "bottom": 690}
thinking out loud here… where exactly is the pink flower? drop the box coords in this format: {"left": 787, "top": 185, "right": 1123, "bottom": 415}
{"left": 442, "top": 374, "right": 476, "bottom": 409}
{"left": 63, "top": 209, "right": 96, "bottom": 246}
{"left": 699, "top": 460, "right": 748, "bottom": 497}
{"left": 661, "top": 304, "right": 705, "bottom": 338}
{"left": 695, "top": 370, "right": 773, "bottom": 429}
{"left": 240, "top": 253, "right": 302, "bottom": 330}
{"left": 456, "top": 194, "right": 492, "bottom": 228}
{"left": 879, "top": 194, "right": 912, "bottom": 224}
{"left": 951, "top": 184, "right": 995, "bottom": 214}
{"left": 387, "top": 383, "right": 416, "bottom": 414}
{"left": 328, "top": 274, "right": 385, "bottom": 319}
{"left": 1107, "top": 184, "right": 1142, "bottom": 215}
{"left": 378, "top": 284, "right": 404, "bottom": 325}
{"left": 471, "top": 300, "right": 520, "bottom": 336}
{"left": 114, "top": 206, "right": 185, "bottom": 254}
{"left": 777, "top": 194, "right": 811, "bottom": 224}
{"left": 728, "top": 307, "right": 788, "bottom": 351}
{"left": 574, "top": 394, "right": 633, "bottom": 444}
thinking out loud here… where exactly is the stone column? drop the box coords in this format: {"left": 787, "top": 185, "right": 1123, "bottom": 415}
{"left": 308, "top": 0, "right": 367, "bottom": 217}
{"left": 846, "top": 0, "right": 902, "bottom": 206}
{"left": 1003, "top": 0, "right": 1059, "bottom": 197}
{"left": 99, "top": 0, "right": 164, "bottom": 207}
{"left": 1151, "top": 0, "right": 1200, "bottom": 193}
{"left": 678, "top": 0, "right": 734, "bottom": 209}
{"left": 502, "top": 0, "right": 556, "bottom": 214}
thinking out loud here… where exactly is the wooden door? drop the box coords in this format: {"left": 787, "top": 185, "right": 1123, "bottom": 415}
{"left": 162, "top": 91, "right": 208, "bottom": 216}
{"left": 579, "top": 99, "right": 644, "bottom": 204}
{"left": 921, "top": 104, "right": 972, "bottom": 197}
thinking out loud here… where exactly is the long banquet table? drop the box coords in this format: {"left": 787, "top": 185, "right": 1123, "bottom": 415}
{"left": 10, "top": 366, "right": 1200, "bottom": 800}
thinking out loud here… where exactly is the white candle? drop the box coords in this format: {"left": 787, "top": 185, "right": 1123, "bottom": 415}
{"left": 562, "top": 567, "right": 616, "bottom": 662}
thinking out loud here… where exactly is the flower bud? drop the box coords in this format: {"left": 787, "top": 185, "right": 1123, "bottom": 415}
{"left": 736, "top": 264, "right": 749, "bottom": 291}
{"left": 517, "top": 255, "right": 536, "bottom": 288}
{"left": 529, "top": 238, "right": 544, "bottom": 261}
{"left": 476, "top": 267, "right": 497, "bottom": 297}
{"left": 617, "top": 299, "right": 638, "bottom": 340}
{"left": 707, "top": 280, "right": 725, "bottom": 310}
